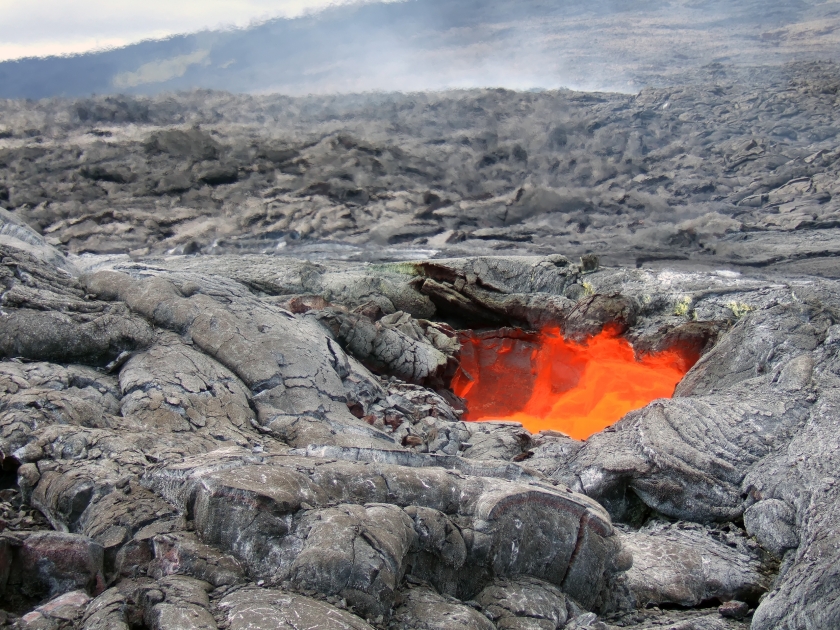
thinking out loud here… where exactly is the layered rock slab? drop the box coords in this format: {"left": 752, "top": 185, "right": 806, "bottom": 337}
{"left": 551, "top": 280, "right": 840, "bottom": 628}
{"left": 81, "top": 268, "right": 395, "bottom": 450}
{"left": 3, "top": 229, "right": 840, "bottom": 628}
{"left": 118, "top": 334, "right": 256, "bottom": 438}
{"left": 143, "top": 448, "right": 623, "bottom": 613}
{"left": 617, "top": 522, "right": 770, "bottom": 608}
{"left": 0, "top": 244, "right": 153, "bottom": 367}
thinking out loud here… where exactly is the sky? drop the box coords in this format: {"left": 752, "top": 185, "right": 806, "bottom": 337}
{"left": 0, "top": 0, "right": 392, "bottom": 61}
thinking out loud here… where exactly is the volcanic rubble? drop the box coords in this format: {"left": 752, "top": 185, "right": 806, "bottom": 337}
{"left": 0, "top": 62, "right": 839, "bottom": 629}
{"left": 0, "top": 61, "right": 839, "bottom": 275}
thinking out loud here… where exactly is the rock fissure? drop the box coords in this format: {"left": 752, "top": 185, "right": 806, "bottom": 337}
{"left": 2, "top": 62, "right": 840, "bottom": 627}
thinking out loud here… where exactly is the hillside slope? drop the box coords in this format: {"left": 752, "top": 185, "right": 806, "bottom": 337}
{"left": 1, "top": 0, "right": 839, "bottom": 98}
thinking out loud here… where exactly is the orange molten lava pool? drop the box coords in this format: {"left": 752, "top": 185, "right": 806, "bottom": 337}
{"left": 451, "top": 327, "right": 697, "bottom": 440}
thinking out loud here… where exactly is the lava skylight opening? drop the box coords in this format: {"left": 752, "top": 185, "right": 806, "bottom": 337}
{"left": 451, "top": 326, "right": 699, "bottom": 440}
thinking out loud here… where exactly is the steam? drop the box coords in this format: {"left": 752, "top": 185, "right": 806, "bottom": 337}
{"left": 113, "top": 50, "right": 211, "bottom": 88}
{"left": 0, "top": 0, "right": 838, "bottom": 98}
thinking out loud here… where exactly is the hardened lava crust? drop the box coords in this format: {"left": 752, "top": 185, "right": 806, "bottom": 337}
{"left": 1, "top": 63, "right": 839, "bottom": 629}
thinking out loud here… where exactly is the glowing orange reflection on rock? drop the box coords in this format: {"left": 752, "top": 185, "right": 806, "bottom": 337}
{"left": 451, "top": 327, "right": 697, "bottom": 440}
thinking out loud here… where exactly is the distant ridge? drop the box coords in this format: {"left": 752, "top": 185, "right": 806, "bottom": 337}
{"left": 1, "top": 0, "right": 838, "bottom": 98}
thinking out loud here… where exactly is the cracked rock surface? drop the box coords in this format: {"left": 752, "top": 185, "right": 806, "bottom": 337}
{"left": 1, "top": 65, "right": 840, "bottom": 629}
{"left": 0, "top": 222, "right": 837, "bottom": 629}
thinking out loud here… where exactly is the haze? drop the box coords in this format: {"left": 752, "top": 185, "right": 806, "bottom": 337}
{"left": 0, "top": 0, "right": 838, "bottom": 98}
{"left": 0, "top": 0, "right": 389, "bottom": 61}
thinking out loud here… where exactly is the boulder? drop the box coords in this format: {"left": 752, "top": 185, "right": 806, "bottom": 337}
{"left": 148, "top": 531, "right": 244, "bottom": 587}
{"left": 617, "top": 522, "right": 770, "bottom": 608}
{"left": 474, "top": 576, "right": 569, "bottom": 630}
{"left": 16, "top": 589, "right": 91, "bottom": 630}
{"left": 743, "top": 499, "right": 799, "bottom": 557}
{"left": 220, "top": 586, "right": 374, "bottom": 630}
{"left": 391, "top": 586, "right": 495, "bottom": 630}
{"left": 144, "top": 449, "right": 623, "bottom": 609}
{"left": 4, "top": 531, "right": 104, "bottom": 601}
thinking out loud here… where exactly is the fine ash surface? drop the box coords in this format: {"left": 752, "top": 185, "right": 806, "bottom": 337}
{"left": 0, "top": 63, "right": 839, "bottom": 630}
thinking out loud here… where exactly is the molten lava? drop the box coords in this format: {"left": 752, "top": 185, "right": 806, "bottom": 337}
{"left": 451, "top": 327, "right": 698, "bottom": 440}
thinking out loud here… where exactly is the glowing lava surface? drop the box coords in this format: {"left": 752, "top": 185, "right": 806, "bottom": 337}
{"left": 451, "top": 327, "right": 698, "bottom": 440}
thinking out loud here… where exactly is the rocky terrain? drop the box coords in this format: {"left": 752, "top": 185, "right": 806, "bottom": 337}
{"left": 0, "top": 61, "right": 839, "bottom": 629}
{"left": 1, "top": 62, "right": 840, "bottom": 277}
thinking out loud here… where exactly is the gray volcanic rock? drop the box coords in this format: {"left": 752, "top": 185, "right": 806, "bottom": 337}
{"left": 0, "top": 208, "right": 74, "bottom": 274}
{"left": 1, "top": 66, "right": 840, "bottom": 627}
{"left": 219, "top": 586, "right": 375, "bottom": 630}
{"left": 0, "top": 361, "right": 123, "bottom": 459}
{"left": 563, "top": 294, "right": 638, "bottom": 341}
{"left": 742, "top": 499, "right": 798, "bottom": 558}
{"left": 148, "top": 531, "right": 244, "bottom": 587}
{"left": 309, "top": 309, "right": 456, "bottom": 386}
{"left": 117, "top": 334, "right": 256, "bottom": 438}
{"left": 80, "top": 268, "right": 396, "bottom": 450}
{"left": 391, "top": 585, "right": 495, "bottom": 630}
{"left": 3, "top": 225, "right": 839, "bottom": 626}
{"left": 143, "top": 447, "right": 621, "bottom": 612}
{"left": 0, "top": 243, "right": 153, "bottom": 367}
{"left": 474, "top": 576, "right": 570, "bottom": 630}
{"left": 1, "top": 62, "right": 839, "bottom": 274}
{"left": 4, "top": 531, "right": 104, "bottom": 602}
{"left": 141, "top": 575, "right": 218, "bottom": 630}
{"left": 1, "top": 220, "right": 653, "bottom": 627}
{"left": 617, "top": 522, "right": 770, "bottom": 608}
{"left": 20, "top": 590, "right": 92, "bottom": 629}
